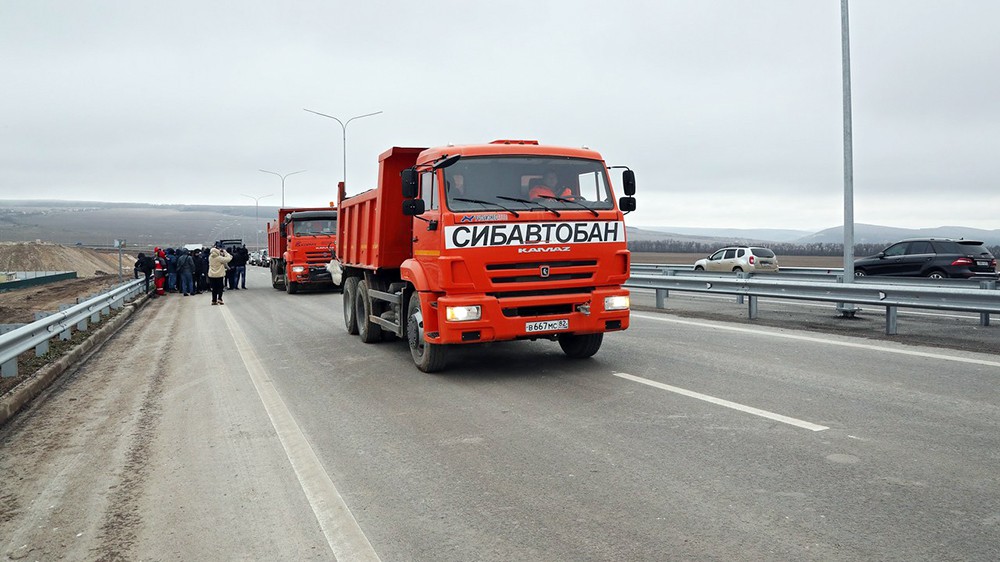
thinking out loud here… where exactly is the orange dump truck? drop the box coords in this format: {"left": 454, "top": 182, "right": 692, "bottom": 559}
{"left": 329, "top": 140, "right": 636, "bottom": 372}
{"left": 266, "top": 207, "right": 339, "bottom": 293}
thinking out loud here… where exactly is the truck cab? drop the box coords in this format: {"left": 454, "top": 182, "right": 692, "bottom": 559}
{"left": 267, "top": 208, "right": 339, "bottom": 294}
{"left": 335, "top": 140, "right": 636, "bottom": 372}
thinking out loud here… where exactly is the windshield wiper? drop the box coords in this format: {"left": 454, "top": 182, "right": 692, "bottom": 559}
{"left": 496, "top": 196, "right": 560, "bottom": 217}
{"left": 453, "top": 198, "right": 521, "bottom": 218}
{"left": 537, "top": 195, "right": 599, "bottom": 217}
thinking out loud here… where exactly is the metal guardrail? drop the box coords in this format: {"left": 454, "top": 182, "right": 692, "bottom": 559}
{"left": 630, "top": 263, "right": 996, "bottom": 286}
{"left": 0, "top": 279, "right": 146, "bottom": 378}
{"left": 626, "top": 266, "right": 999, "bottom": 335}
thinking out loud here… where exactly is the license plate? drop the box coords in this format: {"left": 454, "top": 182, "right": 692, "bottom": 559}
{"left": 525, "top": 319, "right": 569, "bottom": 333}
{"left": 977, "top": 260, "right": 989, "bottom": 267}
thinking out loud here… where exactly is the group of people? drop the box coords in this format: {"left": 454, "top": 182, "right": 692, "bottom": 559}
{"left": 134, "top": 243, "right": 252, "bottom": 305}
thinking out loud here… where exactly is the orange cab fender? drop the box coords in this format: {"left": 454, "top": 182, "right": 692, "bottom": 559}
{"left": 400, "top": 258, "right": 430, "bottom": 292}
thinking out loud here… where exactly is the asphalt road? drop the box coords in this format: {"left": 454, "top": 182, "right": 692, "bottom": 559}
{"left": 2, "top": 266, "right": 998, "bottom": 561}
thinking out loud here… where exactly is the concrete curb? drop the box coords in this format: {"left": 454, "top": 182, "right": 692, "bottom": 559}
{"left": 0, "top": 292, "right": 152, "bottom": 427}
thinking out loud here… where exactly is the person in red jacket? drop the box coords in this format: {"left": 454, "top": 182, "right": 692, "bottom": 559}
{"left": 153, "top": 247, "right": 167, "bottom": 296}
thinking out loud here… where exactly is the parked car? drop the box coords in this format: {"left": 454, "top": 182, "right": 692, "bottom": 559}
{"left": 694, "top": 246, "right": 780, "bottom": 273}
{"left": 854, "top": 238, "right": 997, "bottom": 279}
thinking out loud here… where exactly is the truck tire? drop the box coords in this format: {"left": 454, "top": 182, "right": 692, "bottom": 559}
{"left": 285, "top": 279, "right": 299, "bottom": 294}
{"left": 342, "top": 277, "right": 359, "bottom": 335}
{"left": 406, "top": 293, "right": 447, "bottom": 372}
{"left": 557, "top": 333, "right": 603, "bottom": 359}
{"left": 271, "top": 264, "right": 283, "bottom": 290}
{"left": 355, "top": 280, "right": 382, "bottom": 343}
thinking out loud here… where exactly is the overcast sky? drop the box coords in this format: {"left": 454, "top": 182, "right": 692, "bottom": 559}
{"left": 2, "top": 1, "right": 998, "bottom": 231}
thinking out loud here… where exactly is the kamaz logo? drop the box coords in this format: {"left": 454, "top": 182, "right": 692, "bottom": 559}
{"left": 540, "top": 265, "right": 550, "bottom": 277}
{"left": 518, "top": 246, "right": 570, "bottom": 254}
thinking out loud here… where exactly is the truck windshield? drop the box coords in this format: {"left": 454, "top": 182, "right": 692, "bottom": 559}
{"left": 442, "top": 157, "right": 614, "bottom": 213}
{"left": 291, "top": 219, "right": 336, "bottom": 236}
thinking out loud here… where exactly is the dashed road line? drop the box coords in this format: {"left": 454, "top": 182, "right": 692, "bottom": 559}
{"left": 612, "top": 372, "right": 830, "bottom": 432}
{"left": 632, "top": 313, "right": 1000, "bottom": 369}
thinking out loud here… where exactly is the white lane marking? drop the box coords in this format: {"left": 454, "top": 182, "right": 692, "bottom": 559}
{"left": 632, "top": 313, "right": 1000, "bottom": 369}
{"left": 612, "top": 372, "right": 830, "bottom": 432}
{"left": 221, "top": 307, "right": 381, "bottom": 562}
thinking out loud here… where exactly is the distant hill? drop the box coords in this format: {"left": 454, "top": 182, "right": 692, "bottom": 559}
{"left": 797, "top": 224, "right": 1000, "bottom": 246}
{"left": 635, "top": 226, "right": 811, "bottom": 243}
{"left": 0, "top": 200, "right": 283, "bottom": 250}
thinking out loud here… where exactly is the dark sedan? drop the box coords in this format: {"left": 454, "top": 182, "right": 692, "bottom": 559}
{"left": 854, "top": 238, "right": 997, "bottom": 279}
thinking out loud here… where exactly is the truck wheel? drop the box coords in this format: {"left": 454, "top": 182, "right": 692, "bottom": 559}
{"left": 356, "top": 280, "right": 382, "bottom": 343}
{"left": 342, "top": 277, "right": 359, "bottom": 335}
{"left": 271, "top": 265, "right": 283, "bottom": 290}
{"left": 407, "top": 293, "right": 447, "bottom": 372}
{"left": 285, "top": 280, "right": 299, "bottom": 294}
{"left": 558, "top": 333, "right": 603, "bottom": 358}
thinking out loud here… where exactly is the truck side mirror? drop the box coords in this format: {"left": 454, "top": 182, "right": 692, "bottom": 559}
{"left": 401, "top": 168, "right": 419, "bottom": 198}
{"left": 402, "top": 199, "right": 426, "bottom": 216}
{"left": 619, "top": 196, "right": 636, "bottom": 213}
{"left": 622, "top": 169, "right": 636, "bottom": 196}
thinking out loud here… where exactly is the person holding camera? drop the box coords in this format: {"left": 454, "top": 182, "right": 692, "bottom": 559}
{"left": 207, "top": 245, "right": 233, "bottom": 305}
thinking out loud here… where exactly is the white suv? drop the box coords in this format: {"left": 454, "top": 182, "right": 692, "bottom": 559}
{"left": 694, "top": 247, "right": 779, "bottom": 273}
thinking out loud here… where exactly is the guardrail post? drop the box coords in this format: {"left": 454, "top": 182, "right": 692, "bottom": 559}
{"left": 655, "top": 270, "right": 673, "bottom": 309}
{"left": 748, "top": 295, "right": 758, "bottom": 319}
{"left": 735, "top": 272, "right": 748, "bottom": 304}
{"left": 886, "top": 306, "right": 898, "bottom": 335}
{"left": 33, "top": 312, "right": 53, "bottom": 356}
{"left": 77, "top": 318, "right": 88, "bottom": 332}
{"left": 980, "top": 280, "right": 995, "bottom": 326}
{"left": 58, "top": 304, "right": 73, "bottom": 340}
{"left": 1, "top": 358, "right": 15, "bottom": 378}
{"left": 90, "top": 310, "right": 101, "bottom": 324}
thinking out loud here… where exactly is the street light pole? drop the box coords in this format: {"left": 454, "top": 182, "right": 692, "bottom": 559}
{"left": 303, "top": 109, "right": 382, "bottom": 192}
{"left": 838, "top": 0, "right": 857, "bottom": 317}
{"left": 259, "top": 169, "right": 306, "bottom": 207}
{"left": 242, "top": 193, "right": 273, "bottom": 251}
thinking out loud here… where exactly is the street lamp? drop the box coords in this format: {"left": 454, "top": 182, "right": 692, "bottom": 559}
{"left": 242, "top": 193, "right": 273, "bottom": 251}
{"left": 259, "top": 169, "right": 306, "bottom": 207}
{"left": 303, "top": 108, "right": 382, "bottom": 192}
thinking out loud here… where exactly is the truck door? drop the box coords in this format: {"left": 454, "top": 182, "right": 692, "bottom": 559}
{"left": 412, "top": 171, "right": 442, "bottom": 269}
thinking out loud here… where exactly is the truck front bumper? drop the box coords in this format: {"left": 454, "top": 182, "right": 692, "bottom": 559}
{"left": 427, "top": 288, "right": 630, "bottom": 345}
{"left": 288, "top": 265, "right": 334, "bottom": 285}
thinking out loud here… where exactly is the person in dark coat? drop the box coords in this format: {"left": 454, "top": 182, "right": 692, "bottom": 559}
{"left": 232, "top": 244, "right": 250, "bottom": 289}
{"left": 175, "top": 248, "right": 196, "bottom": 296}
{"left": 165, "top": 248, "right": 178, "bottom": 292}
{"left": 191, "top": 248, "right": 205, "bottom": 294}
{"left": 134, "top": 252, "right": 153, "bottom": 293}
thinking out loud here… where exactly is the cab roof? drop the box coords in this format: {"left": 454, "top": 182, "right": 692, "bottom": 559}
{"left": 417, "top": 140, "right": 605, "bottom": 165}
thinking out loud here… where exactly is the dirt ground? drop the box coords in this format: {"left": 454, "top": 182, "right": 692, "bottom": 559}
{"left": 1, "top": 242, "right": 137, "bottom": 324}
{"left": 1, "top": 243, "right": 141, "bottom": 397}
{"left": 0, "top": 241, "right": 134, "bottom": 277}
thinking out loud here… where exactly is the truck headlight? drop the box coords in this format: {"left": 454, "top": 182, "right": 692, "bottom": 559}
{"left": 291, "top": 266, "right": 305, "bottom": 273}
{"left": 446, "top": 305, "right": 481, "bottom": 322}
{"left": 604, "top": 295, "right": 630, "bottom": 311}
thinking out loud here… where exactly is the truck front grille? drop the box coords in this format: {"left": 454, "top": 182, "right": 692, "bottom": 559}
{"left": 486, "top": 259, "right": 596, "bottom": 287}
{"left": 305, "top": 250, "right": 332, "bottom": 265}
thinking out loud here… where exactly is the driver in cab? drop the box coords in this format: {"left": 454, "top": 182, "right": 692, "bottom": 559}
{"left": 529, "top": 171, "right": 577, "bottom": 201}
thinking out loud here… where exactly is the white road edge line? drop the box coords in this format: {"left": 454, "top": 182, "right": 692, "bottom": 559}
{"left": 632, "top": 313, "right": 1000, "bottom": 369}
{"left": 221, "top": 307, "right": 381, "bottom": 562}
{"left": 612, "top": 372, "right": 830, "bottom": 432}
